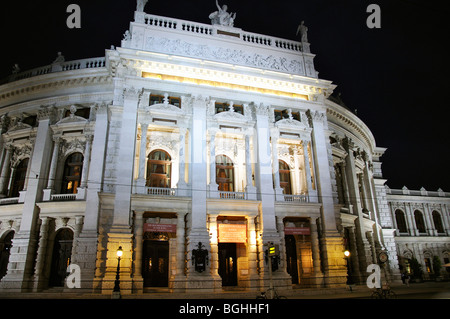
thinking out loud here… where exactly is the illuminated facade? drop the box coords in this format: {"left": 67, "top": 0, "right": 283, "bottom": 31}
{"left": 0, "top": 2, "right": 448, "bottom": 294}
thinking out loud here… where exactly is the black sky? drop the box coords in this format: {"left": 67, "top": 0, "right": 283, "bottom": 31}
{"left": 0, "top": 0, "right": 449, "bottom": 191}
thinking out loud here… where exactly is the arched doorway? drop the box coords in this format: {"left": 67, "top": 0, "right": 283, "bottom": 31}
{"left": 147, "top": 150, "right": 172, "bottom": 188}
{"left": 142, "top": 232, "right": 169, "bottom": 287}
{"left": 0, "top": 231, "right": 14, "bottom": 280}
{"left": 49, "top": 228, "right": 74, "bottom": 287}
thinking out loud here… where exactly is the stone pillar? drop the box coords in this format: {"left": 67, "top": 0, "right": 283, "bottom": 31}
{"left": 186, "top": 96, "right": 220, "bottom": 292}
{"left": 79, "top": 134, "right": 93, "bottom": 188}
{"left": 405, "top": 203, "right": 418, "bottom": 236}
{"left": 132, "top": 212, "right": 144, "bottom": 293}
{"left": 310, "top": 219, "right": 324, "bottom": 287}
{"left": 32, "top": 217, "right": 52, "bottom": 291}
{"left": 103, "top": 87, "right": 142, "bottom": 294}
{"left": 43, "top": 136, "right": 61, "bottom": 199}
{"left": 208, "top": 128, "right": 218, "bottom": 197}
{"left": 71, "top": 102, "right": 110, "bottom": 292}
{"left": 246, "top": 216, "right": 259, "bottom": 290}
{"left": 270, "top": 129, "right": 283, "bottom": 200}
{"left": 0, "top": 106, "right": 55, "bottom": 292}
{"left": 302, "top": 140, "right": 315, "bottom": 202}
{"left": 244, "top": 132, "right": 257, "bottom": 200}
{"left": 172, "top": 212, "right": 187, "bottom": 291}
{"left": 343, "top": 137, "right": 373, "bottom": 278}
{"left": 347, "top": 226, "right": 362, "bottom": 283}
{"left": 309, "top": 110, "right": 346, "bottom": 287}
{"left": 76, "top": 134, "right": 93, "bottom": 200}
{"left": 136, "top": 123, "right": 148, "bottom": 194}
{"left": 0, "top": 145, "right": 12, "bottom": 196}
{"left": 177, "top": 127, "right": 188, "bottom": 196}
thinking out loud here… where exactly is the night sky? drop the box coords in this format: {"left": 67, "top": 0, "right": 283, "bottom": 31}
{"left": 0, "top": 0, "right": 448, "bottom": 191}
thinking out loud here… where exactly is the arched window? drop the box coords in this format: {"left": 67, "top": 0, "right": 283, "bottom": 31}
{"left": 279, "top": 160, "right": 292, "bottom": 195}
{"left": 216, "top": 155, "right": 234, "bottom": 192}
{"left": 61, "top": 153, "right": 83, "bottom": 194}
{"left": 10, "top": 158, "right": 29, "bottom": 198}
{"left": 395, "top": 209, "right": 408, "bottom": 233}
{"left": 432, "top": 211, "right": 445, "bottom": 233}
{"left": 147, "top": 150, "right": 172, "bottom": 188}
{"left": 414, "top": 210, "right": 426, "bottom": 233}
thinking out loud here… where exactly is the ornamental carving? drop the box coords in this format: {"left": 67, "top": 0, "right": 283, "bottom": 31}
{"left": 144, "top": 36, "right": 306, "bottom": 75}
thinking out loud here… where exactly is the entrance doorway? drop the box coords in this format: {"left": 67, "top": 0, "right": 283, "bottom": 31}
{"left": 285, "top": 235, "right": 299, "bottom": 284}
{"left": 142, "top": 239, "right": 169, "bottom": 287}
{"left": 218, "top": 243, "right": 237, "bottom": 286}
{"left": 49, "top": 228, "right": 73, "bottom": 287}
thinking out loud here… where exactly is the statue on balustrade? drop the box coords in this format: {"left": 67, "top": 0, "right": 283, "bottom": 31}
{"left": 136, "top": 0, "right": 148, "bottom": 12}
{"left": 209, "top": 0, "right": 236, "bottom": 27}
{"left": 296, "top": 21, "right": 308, "bottom": 43}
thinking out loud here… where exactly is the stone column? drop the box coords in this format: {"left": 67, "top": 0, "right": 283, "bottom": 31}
{"left": 246, "top": 215, "right": 259, "bottom": 289}
{"left": 79, "top": 134, "right": 93, "bottom": 188}
{"left": 32, "top": 217, "right": 52, "bottom": 291}
{"left": 76, "top": 134, "right": 93, "bottom": 200}
{"left": 132, "top": 212, "right": 144, "bottom": 293}
{"left": 302, "top": 140, "right": 315, "bottom": 201}
{"left": 309, "top": 110, "right": 346, "bottom": 287}
{"left": 343, "top": 137, "right": 373, "bottom": 277}
{"left": 405, "top": 203, "right": 418, "bottom": 236}
{"left": 136, "top": 123, "right": 148, "bottom": 194}
{"left": 346, "top": 226, "right": 362, "bottom": 283}
{"left": 45, "top": 136, "right": 61, "bottom": 192}
{"left": 0, "top": 145, "right": 12, "bottom": 196}
{"left": 186, "top": 96, "right": 220, "bottom": 291}
{"left": 177, "top": 127, "right": 188, "bottom": 196}
{"left": 172, "top": 212, "right": 187, "bottom": 292}
{"left": 244, "top": 132, "right": 257, "bottom": 200}
{"left": 270, "top": 129, "right": 283, "bottom": 200}
{"left": 310, "top": 219, "right": 324, "bottom": 287}
{"left": 0, "top": 106, "right": 56, "bottom": 292}
{"left": 71, "top": 102, "right": 110, "bottom": 291}
{"left": 208, "top": 128, "right": 218, "bottom": 197}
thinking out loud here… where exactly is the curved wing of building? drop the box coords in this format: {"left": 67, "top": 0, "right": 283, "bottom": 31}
{"left": 0, "top": 2, "right": 448, "bottom": 294}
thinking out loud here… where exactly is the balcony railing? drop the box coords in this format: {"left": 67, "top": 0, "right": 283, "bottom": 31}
{"left": 2, "top": 57, "right": 106, "bottom": 84}
{"left": 146, "top": 187, "right": 177, "bottom": 196}
{"left": 281, "top": 194, "right": 309, "bottom": 203}
{"left": 218, "top": 191, "right": 247, "bottom": 200}
{"left": 50, "top": 193, "right": 77, "bottom": 201}
{"left": 0, "top": 197, "right": 19, "bottom": 205}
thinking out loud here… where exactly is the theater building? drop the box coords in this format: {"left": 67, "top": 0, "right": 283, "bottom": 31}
{"left": 0, "top": 2, "right": 448, "bottom": 294}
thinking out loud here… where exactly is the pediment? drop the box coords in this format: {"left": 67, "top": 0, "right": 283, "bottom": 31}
{"left": 7, "top": 121, "right": 32, "bottom": 133}
{"left": 214, "top": 110, "right": 246, "bottom": 121}
{"left": 276, "top": 118, "right": 308, "bottom": 129}
{"left": 56, "top": 115, "right": 88, "bottom": 125}
{"left": 148, "top": 103, "right": 184, "bottom": 115}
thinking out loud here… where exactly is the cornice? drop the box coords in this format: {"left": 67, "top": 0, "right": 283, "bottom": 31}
{"left": 0, "top": 69, "right": 112, "bottom": 107}
{"left": 325, "top": 99, "right": 377, "bottom": 153}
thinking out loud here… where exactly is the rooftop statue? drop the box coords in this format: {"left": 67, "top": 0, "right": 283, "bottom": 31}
{"left": 136, "top": 0, "right": 148, "bottom": 12}
{"left": 296, "top": 21, "right": 308, "bottom": 43}
{"left": 209, "top": 0, "right": 236, "bottom": 27}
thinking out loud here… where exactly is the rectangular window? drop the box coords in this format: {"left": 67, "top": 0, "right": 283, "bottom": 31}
{"left": 215, "top": 102, "right": 243, "bottom": 115}
{"left": 274, "top": 109, "right": 300, "bottom": 122}
{"left": 150, "top": 94, "right": 181, "bottom": 108}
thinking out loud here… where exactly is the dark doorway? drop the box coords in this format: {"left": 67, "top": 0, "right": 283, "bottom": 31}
{"left": 218, "top": 243, "right": 237, "bottom": 286}
{"left": 285, "top": 235, "right": 299, "bottom": 284}
{"left": 0, "top": 231, "right": 14, "bottom": 280}
{"left": 142, "top": 239, "right": 169, "bottom": 287}
{"left": 49, "top": 228, "right": 73, "bottom": 287}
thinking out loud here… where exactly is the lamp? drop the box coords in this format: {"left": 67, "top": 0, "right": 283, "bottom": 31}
{"left": 344, "top": 250, "right": 350, "bottom": 257}
{"left": 113, "top": 246, "right": 123, "bottom": 297}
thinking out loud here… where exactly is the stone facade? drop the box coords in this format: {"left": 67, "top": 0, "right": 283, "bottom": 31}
{"left": 0, "top": 3, "right": 448, "bottom": 295}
